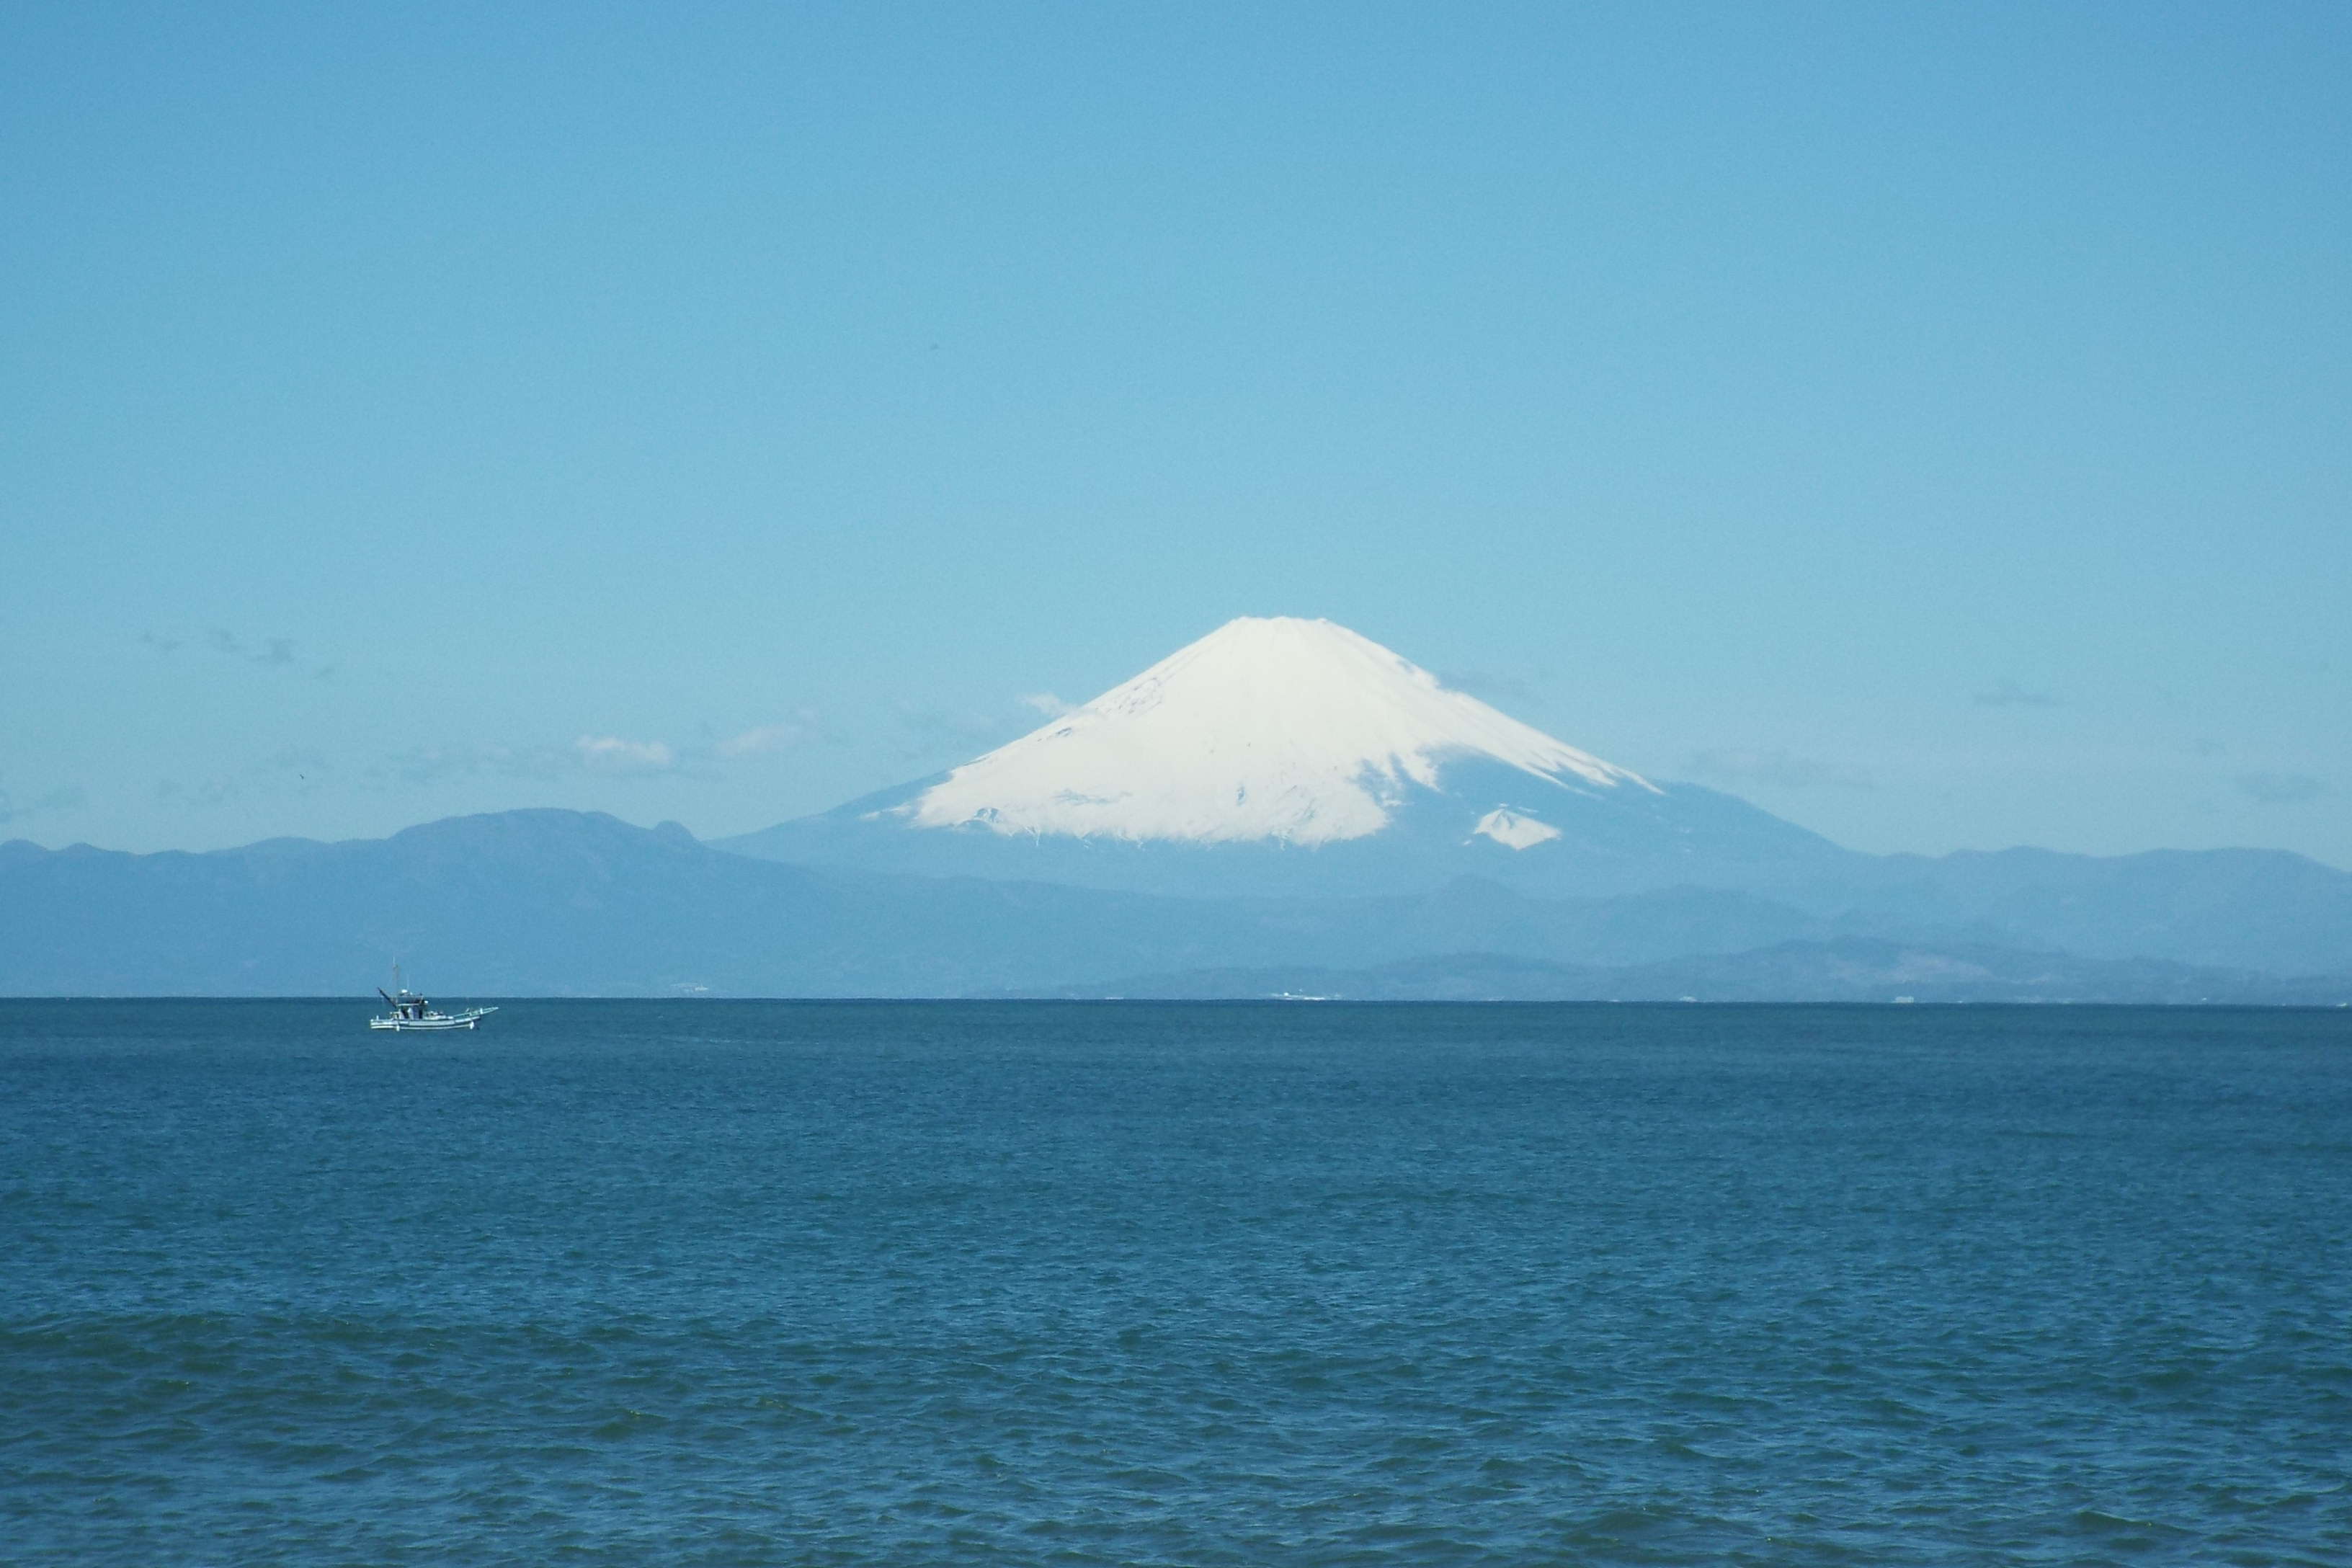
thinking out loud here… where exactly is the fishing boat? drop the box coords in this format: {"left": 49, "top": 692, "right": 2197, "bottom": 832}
{"left": 370, "top": 968, "right": 497, "bottom": 1031}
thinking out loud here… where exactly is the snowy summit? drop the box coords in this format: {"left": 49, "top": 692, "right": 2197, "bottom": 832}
{"left": 894, "top": 617, "right": 1654, "bottom": 847}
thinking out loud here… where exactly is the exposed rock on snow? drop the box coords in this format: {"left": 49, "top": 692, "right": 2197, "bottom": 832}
{"left": 1472, "top": 808, "right": 1564, "bottom": 850}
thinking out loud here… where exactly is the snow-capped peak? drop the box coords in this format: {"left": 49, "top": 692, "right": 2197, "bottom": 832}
{"left": 891, "top": 616, "right": 1654, "bottom": 846}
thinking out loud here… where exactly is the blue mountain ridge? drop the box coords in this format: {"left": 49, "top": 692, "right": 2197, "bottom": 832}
{"left": 4, "top": 807, "right": 2348, "bottom": 996}
{"left": 717, "top": 758, "right": 2352, "bottom": 977}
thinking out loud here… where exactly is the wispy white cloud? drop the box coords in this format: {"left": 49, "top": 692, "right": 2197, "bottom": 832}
{"left": 2238, "top": 772, "right": 2328, "bottom": 805}
{"left": 370, "top": 744, "right": 560, "bottom": 787}
{"left": 1438, "top": 669, "right": 1540, "bottom": 705}
{"left": 143, "top": 628, "right": 332, "bottom": 680}
{"left": 718, "top": 725, "right": 795, "bottom": 757}
{"left": 574, "top": 735, "right": 677, "bottom": 773}
{"left": 1974, "top": 679, "right": 2059, "bottom": 708}
{"left": 1685, "top": 747, "right": 1875, "bottom": 791}
{"left": 260, "top": 748, "right": 332, "bottom": 793}
{"left": 717, "top": 720, "right": 811, "bottom": 757}
{"left": 370, "top": 716, "right": 825, "bottom": 787}
{"left": 0, "top": 781, "right": 87, "bottom": 826}
{"left": 207, "top": 628, "right": 297, "bottom": 668}
{"left": 1017, "top": 692, "right": 1075, "bottom": 718}
{"left": 155, "top": 777, "right": 239, "bottom": 807}
{"left": 373, "top": 738, "right": 674, "bottom": 786}
{"left": 890, "top": 703, "right": 1017, "bottom": 764}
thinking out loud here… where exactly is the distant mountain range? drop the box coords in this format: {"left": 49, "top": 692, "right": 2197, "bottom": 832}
{"left": 3, "top": 809, "right": 2347, "bottom": 1002}
{"left": 6, "top": 618, "right": 2349, "bottom": 999}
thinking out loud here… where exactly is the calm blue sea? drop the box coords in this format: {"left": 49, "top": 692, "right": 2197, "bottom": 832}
{"left": 4, "top": 1001, "right": 2348, "bottom": 1565}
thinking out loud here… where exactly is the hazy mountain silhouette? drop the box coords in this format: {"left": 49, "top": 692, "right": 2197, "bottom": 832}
{"left": 6, "top": 810, "right": 2349, "bottom": 997}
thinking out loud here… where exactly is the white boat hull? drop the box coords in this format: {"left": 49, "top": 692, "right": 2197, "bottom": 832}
{"left": 368, "top": 1007, "right": 497, "bottom": 1031}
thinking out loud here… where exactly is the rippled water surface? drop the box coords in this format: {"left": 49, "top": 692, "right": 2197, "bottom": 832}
{"left": 4, "top": 1000, "right": 2349, "bottom": 1565}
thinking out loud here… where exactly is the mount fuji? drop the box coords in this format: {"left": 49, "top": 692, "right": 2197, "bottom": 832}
{"left": 722, "top": 616, "right": 1855, "bottom": 899}
{"left": 716, "top": 618, "right": 2352, "bottom": 979}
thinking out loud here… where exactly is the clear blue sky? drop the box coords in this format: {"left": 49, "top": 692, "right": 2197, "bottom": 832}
{"left": 5, "top": 2, "right": 2348, "bottom": 865}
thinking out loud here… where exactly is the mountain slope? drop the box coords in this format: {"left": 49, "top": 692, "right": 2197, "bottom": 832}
{"left": 1821, "top": 847, "right": 2352, "bottom": 975}
{"left": 723, "top": 617, "right": 1858, "bottom": 899}
{"left": 902, "top": 615, "right": 1649, "bottom": 845}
